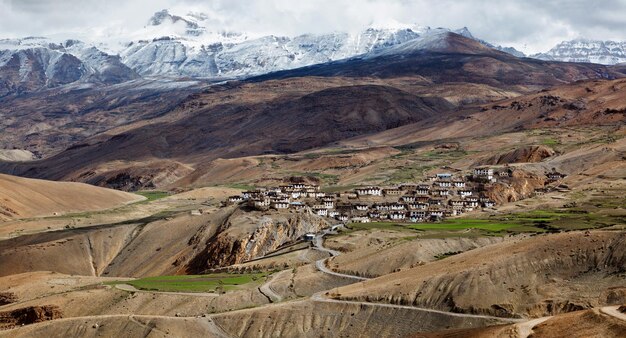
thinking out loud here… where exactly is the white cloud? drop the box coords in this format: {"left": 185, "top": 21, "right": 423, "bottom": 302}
{"left": 1, "top": 0, "right": 625, "bottom": 54}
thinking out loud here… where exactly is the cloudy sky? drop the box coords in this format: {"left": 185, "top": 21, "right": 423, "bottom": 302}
{"left": 1, "top": 0, "right": 625, "bottom": 53}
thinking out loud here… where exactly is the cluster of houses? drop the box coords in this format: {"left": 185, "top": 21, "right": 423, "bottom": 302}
{"left": 226, "top": 168, "right": 501, "bottom": 224}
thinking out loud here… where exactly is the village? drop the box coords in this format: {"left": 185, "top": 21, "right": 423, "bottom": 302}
{"left": 223, "top": 166, "right": 530, "bottom": 224}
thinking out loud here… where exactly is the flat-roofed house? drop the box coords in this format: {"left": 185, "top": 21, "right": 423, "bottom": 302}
{"left": 313, "top": 206, "right": 328, "bottom": 217}
{"left": 228, "top": 196, "right": 244, "bottom": 203}
{"left": 355, "top": 204, "right": 369, "bottom": 211}
{"left": 271, "top": 201, "right": 290, "bottom": 210}
{"left": 389, "top": 212, "right": 406, "bottom": 220}
{"left": 384, "top": 188, "right": 402, "bottom": 196}
{"left": 473, "top": 167, "right": 494, "bottom": 181}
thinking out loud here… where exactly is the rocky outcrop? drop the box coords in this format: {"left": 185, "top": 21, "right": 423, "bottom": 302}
{"left": 187, "top": 209, "right": 329, "bottom": 272}
{"left": 0, "top": 305, "right": 62, "bottom": 330}
{"left": 0, "top": 292, "right": 17, "bottom": 306}
{"left": 484, "top": 169, "right": 546, "bottom": 204}
{"left": 477, "top": 145, "right": 555, "bottom": 165}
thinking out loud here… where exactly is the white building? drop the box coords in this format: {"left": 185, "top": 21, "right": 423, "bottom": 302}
{"left": 228, "top": 196, "right": 244, "bottom": 203}
{"left": 458, "top": 190, "right": 473, "bottom": 198}
{"left": 437, "top": 181, "right": 453, "bottom": 188}
{"left": 355, "top": 187, "right": 383, "bottom": 196}
{"left": 271, "top": 201, "right": 290, "bottom": 210}
{"left": 314, "top": 208, "right": 328, "bottom": 217}
{"left": 390, "top": 203, "right": 406, "bottom": 211}
{"left": 473, "top": 167, "right": 494, "bottom": 181}
{"left": 389, "top": 212, "right": 406, "bottom": 220}
{"left": 355, "top": 204, "right": 369, "bottom": 211}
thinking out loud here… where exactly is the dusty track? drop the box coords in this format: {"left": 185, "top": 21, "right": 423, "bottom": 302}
{"left": 311, "top": 228, "right": 522, "bottom": 324}
{"left": 313, "top": 230, "right": 370, "bottom": 281}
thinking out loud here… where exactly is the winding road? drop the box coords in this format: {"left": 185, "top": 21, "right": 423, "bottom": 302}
{"left": 313, "top": 229, "right": 370, "bottom": 281}
{"left": 258, "top": 270, "right": 288, "bottom": 303}
{"left": 310, "top": 226, "right": 523, "bottom": 324}
{"left": 109, "top": 226, "right": 626, "bottom": 332}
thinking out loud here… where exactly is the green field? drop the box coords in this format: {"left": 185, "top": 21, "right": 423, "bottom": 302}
{"left": 134, "top": 191, "right": 170, "bottom": 203}
{"left": 110, "top": 272, "right": 269, "bottom": 293}
{"left": 346, "top": 208, "right": 625, "bottom": 235}
{"left": 348, "top": 219, "right": 537, "bottom": 233}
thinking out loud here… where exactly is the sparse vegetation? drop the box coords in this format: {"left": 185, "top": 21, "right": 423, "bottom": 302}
{"left": 541, "top": 137, "right": 560, "bottom": 146}
{"left": 224, "top": 183, "right": 256, "bottom": 191}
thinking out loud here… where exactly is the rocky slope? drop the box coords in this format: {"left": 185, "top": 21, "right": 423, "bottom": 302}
{"left": 187, "top": 208, "right": 329, "bottom": 272}
{"left": 483, "top": 169, "right": 546, "bottom": 204}
{"left": 332, "top": 231, "right": 626, "bottom": 318}
{"left": 477, "top": 145, "right": 555, "bottom": 165}
{"left": 0, "top": 306, "right": 62, "bottom": 330}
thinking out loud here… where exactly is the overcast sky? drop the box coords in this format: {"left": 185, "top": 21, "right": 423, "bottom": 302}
{"left": 1, "top": 0, "right": 625, "bottom": 54}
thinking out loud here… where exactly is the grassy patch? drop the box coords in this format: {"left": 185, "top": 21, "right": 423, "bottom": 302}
{"left": 347, "top": 222, "right": 413, "bottom": 232}
{"left": 386, "top": 165, "right": 437, "bottom": 184}
{"left": 109, "top": 272, "right": 269, "bottom": 293}
{"left": 541, "top": 138, "right": 560, "bottom": 146}
{"left": 134, "top": 191, "right": 170, "bottom": 203}
{"left": 410, "top": 219, "right": 530, "bottom": 232}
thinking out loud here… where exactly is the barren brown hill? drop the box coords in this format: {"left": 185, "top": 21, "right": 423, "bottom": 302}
{"left": 1, "top": 33, "right": 623, "bottom": 191}
{"left": 0, "top": 81, "right": 454, "bottom": 190}
{"left": 0, "top": 78, "right": 207, "bottom": 158}
{"left": 331, "top": 231, "right": 626, "bottom": 318}
{"left": 0, "top": 174, "right": 141, "bottom": 220}
{"left": 341, "top": 77, "right": 626, "bottom": 149}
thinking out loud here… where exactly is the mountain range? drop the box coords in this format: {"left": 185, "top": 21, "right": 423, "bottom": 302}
{"left": 0, "top": 9, "right": 525, "bottom": 96}
{"left": 533, "top": 39, "right": 626, "bottom": 65}
{"left": 2, "top": 9, "right": 625, "bottom": 97}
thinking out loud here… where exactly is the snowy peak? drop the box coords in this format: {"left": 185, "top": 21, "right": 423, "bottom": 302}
{"left": 535, "top": 39, "right": 626, "bottom": 65}
{"left": 0, "top": 37, "right": 137, "bottom": 96}
{"left": 148, "top": 9, "right": 205, "bottom": 37}
{"left": 454, "top": 27, "right": 475, "bottom": 39}
{"left": 371, "top": 29, "right": 501, "bottom": 58}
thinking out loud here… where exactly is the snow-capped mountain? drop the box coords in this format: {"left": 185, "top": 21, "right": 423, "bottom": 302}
{"left": 534, "top": 39, "right": 626, "bottom": 65}
{"left": 0, "top": 37, "right": 138, "bottom": 96}
{"left": 111, "top": 10, "right": 531, "bottom": 78}
{"left": 0, "top": 9, "right": 529, "bottom": 95}
{"left": 115, "top": 10, "right": 438, "bottom": 78}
